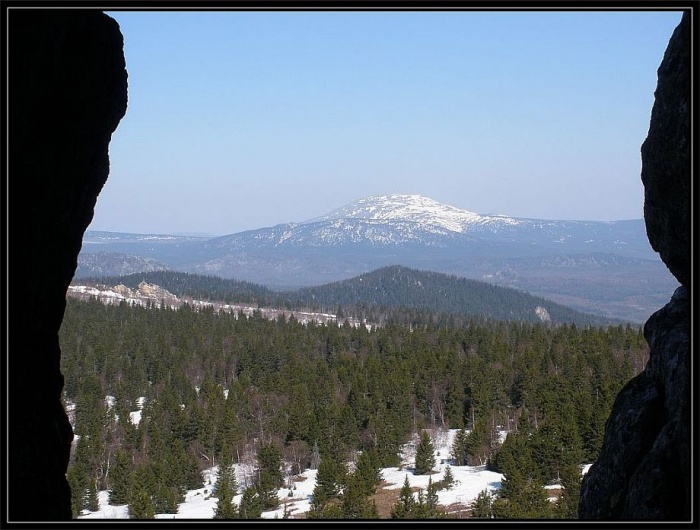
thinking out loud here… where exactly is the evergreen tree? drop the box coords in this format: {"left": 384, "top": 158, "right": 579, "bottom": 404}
{"left": 492, "top": 479, "right": 553, "bottom": 519}
{"left": 128, "top": 487, "right": 155, "bottom": 520}
{"left": 128, "top": 464, "right": 157, "bottom": 517}
{"left": 412, "top": 489, "right": 429, "bottom": 519}
{"left": 352, "top": 447, "right": 382, "bottom": 497}
{"left": 414, "top": 431, "right": 436, "bottom": 475}
{"left": 518, "top": 480, "right": 555, "bottom": 519}
{"left": 256, "top": 443, "right": 283, "bottom": 510}
{"left": 390, "top": 475, "right": 416, "bottom": 519}
{"left": 452, "top": 427, "right": 469, "bottom": 466}
{"left": 67, "top": 431, "right": 101, "bottom": 515}
{"left": 86, "top": 479, "right": 100, "bottom": 512}
{"left": 465, "top": 414, "right": 491, "bottom": 465}
{"left": 470, "top": 489, "right": 494, "bottom": 519}
{"left": 238, "top": 486, "right": 262, "bottom": 519}
{"left": 311, "top": 454, "right": 347, "bottom": 510}
{"left": 424, "top": 476, "right": 445, "bottom": 518}
{"left": 554, "top": 461, "right": 581, "bottom": 519}
{"left": 213, "top": 464, "right": 239, "bottom": 519}
{"left": 108, "top": 448, "right": 131, "bottom": 506}
{"left": 492, "top": 431, "right": 542, "bottom": 500}
{"left": 441, "top": 465, "right": 454, "bottom": 489}
{"left": 444, "top": 376, "right": 466, "bottom": 428}
{"left": 66, "top": 461, "right": 88, "bottom": 517}
{"left": 153, "top": 482, "right": 180, "bottom": 515}
{"left": 307, "top": 499, "right": 344, "bottom": 519}
{"left": 340, "top": 472, "right": 378, "bottom": 519}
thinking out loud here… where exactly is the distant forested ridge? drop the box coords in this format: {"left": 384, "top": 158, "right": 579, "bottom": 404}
{"left": 60, "top": 296, "right": 647, "bottom": 518}
{"left": 288, "top": 266, "right": 621, "bottom": 326}
{"left": 77, "top": 266, "right": 623, "bottom": 327}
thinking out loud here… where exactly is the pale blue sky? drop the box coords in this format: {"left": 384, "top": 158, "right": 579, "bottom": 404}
{"left": 93, "top": 9, "right": 683, "bottom": 236}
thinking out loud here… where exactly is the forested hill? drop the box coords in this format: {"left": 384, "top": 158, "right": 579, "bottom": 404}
{"left": 79, "top": 267, "right": 624, "bottom": 327}
{"left": 289, "top": 266, "right": 622, "bottom": 327}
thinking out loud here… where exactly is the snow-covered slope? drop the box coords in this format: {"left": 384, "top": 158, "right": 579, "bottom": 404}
{"left": 304, "top": 194, "right": 522, "bottom": 233}
{"left": 81, "top": 194, "right": 653, "bottom": 257}
{"left": 205, "top": 194, "right": 652, "bottom": 253}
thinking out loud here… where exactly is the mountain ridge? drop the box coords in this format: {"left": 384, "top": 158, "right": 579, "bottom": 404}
{"left": 77, "top": 194, "right": 678, "bottom": 323}
{"left": 200, "top": 194, "right": 653, "bottom": 255}
{"left": 73, "top": 266, "right": 625, "bottom": 327}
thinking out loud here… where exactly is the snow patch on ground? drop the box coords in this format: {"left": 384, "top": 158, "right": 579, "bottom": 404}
{"left": 78, "top": 427, "right": 593, "bottom": 520}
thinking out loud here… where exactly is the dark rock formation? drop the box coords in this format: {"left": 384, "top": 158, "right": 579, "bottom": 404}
{"left": 579, "top": 286, "right": 689, "bottom": 519}
{"left": 640, "top": 12, "right": 691, "bottom": 289}
{"left": 579, "top": 12, "right": 691, "bottom": 521}
{"left": 8, "top": 10, "right": 127, "bottom": 521}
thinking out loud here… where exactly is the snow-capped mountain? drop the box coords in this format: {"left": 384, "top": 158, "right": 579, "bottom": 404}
{"left": 202, "top": 194, "right": 654, "bottom": 256}
{"left": 304, "top": 194, "right": 521, "bottom": 233}
{"left": 203, "top": 218, "right": 469, "bottom": 251}
{"left": 77, "top": 194, "right": 678, "bottom": 323}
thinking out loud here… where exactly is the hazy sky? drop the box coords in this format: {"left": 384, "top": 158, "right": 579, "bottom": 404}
{"left": 92, "top": 9, "right": 683, "bottom": 236}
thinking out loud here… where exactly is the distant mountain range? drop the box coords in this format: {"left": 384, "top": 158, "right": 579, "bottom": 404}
{"left": 75, "top": 251, "right": 168, "bottom": 277}
{"left": 78, "top": 194, "right": 679, "bottom": 323}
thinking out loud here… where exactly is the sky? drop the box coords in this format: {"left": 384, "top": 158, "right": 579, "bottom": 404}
{"left": 79, "top": 421, "right": 583, "bottom": 520}
{"left": 91, "top": 8, "right": 684, "bottom": 236}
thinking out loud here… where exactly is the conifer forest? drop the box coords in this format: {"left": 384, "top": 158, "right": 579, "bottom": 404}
{"left": 59, "top": 294, "right": 649, "bottom": 519}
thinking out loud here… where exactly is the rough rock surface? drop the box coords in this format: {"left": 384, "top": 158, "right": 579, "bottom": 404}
{"left": 640, "top": 12, "right": 691, "bottom": 289}
{"left": 579, "top": 12, "right": 691, "bottom": 521}
{"left": 8, "top": 10, "right": 127, "bottom": 521}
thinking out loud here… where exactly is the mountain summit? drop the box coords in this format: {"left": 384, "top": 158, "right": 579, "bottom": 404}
{"left": 304, "top": 194, "right": 521, "bottom": 233}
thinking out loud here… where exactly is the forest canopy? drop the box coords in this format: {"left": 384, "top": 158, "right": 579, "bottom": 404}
{"left": 59, "top": 296, "right": 647, "bottom": 518}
